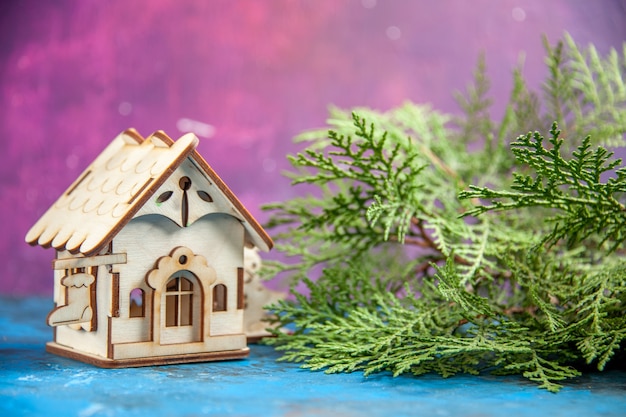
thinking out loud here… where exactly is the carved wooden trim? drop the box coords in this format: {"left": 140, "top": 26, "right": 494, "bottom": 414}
{"left": 53, "top": 253, "right": 127, "bottom": 270}
{"left": 146, "top": 247, "right": 216, "bottom": 344}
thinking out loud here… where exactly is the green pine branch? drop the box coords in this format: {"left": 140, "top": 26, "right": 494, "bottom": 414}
{"left": 460, "top": 122, "right": 626, "bottom": 251}
{"left": 262, "top": 34, "right": 626, "bottom": 392}
{"left": 542, "top": 33, "right": 626, "bottom": 147}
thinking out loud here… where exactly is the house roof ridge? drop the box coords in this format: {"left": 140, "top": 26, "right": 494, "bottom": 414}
{"left": 25, "top": 129, "right": 272, "bottom": 257}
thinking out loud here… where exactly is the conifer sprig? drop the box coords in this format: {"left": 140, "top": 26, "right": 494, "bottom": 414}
{"left": 461, "top": 122, "right": 626, "bottom": 250}
{"left": 262, "top": 35, "right": 626, "bottom": 392}
{"left": 289, "top": 112, "right": 428, "bottom": 244}
{"left": 542, "top": 33, "right": 626, "bottom": 147}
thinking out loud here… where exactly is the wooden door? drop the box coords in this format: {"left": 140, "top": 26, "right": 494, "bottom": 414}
{"left": 160, "top": 270, "right": 201, "bottom": 344}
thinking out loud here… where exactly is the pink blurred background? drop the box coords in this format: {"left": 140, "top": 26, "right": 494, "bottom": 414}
{"left": 2, "top": 0, "right": 625, "bottom": 295}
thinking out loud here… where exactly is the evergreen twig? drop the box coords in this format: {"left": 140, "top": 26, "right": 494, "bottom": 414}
{"left": 262, "top": 34, "right": 626, "bottom": 392}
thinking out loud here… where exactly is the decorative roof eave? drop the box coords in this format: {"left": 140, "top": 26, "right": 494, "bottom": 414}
{"left": 25, "top": 129, "right": 273, "bottom": 256}
{"left": 26, "top": 129, "right": 198, "bottom": 256}
{"left": 188, "top": 152, "right": 273, "bottom": 252}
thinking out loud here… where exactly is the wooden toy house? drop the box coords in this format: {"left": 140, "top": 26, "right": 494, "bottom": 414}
{"left": 25, "top": 129, "right": 273, "bottom": 368}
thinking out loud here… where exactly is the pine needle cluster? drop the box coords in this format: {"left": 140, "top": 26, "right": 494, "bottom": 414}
{"left": 262, "top": 34, "right": 626, "bottom": 392}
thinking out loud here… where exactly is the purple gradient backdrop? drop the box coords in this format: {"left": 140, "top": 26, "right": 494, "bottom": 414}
{"left": 2, "top": 0, "right": 625, "bottom": 295}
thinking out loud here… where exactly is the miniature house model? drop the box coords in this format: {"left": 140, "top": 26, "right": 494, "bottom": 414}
{"left": 25, "top": 129, "right": 273, "bottom": 368}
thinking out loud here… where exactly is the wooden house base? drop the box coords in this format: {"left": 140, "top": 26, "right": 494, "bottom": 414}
{"left": 46, "top": 342, "right": 250, "bottom": 368}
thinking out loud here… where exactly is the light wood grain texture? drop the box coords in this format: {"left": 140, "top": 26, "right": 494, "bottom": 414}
{"left": 243, "top": 247, "right": 286, "bottom": 340}
{"left": 25, "top": 129, "right": 273, "bottom": 367}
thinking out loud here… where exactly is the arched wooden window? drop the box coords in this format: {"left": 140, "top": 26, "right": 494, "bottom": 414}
{"left": 213, "top": 284, "right": 227, "bottom": 312}
{"left": 129, "top": 288, "right": 145, "bottom": 318}
{"left": 165, "top": 276, "right": 194, "bottom": 327}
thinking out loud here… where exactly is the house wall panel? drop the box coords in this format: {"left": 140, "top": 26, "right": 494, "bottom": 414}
{"left": 54, "top": 263, "right": 111, "bottom": 357}
{"left": 110, "top": 212, "right": 244, "bottom": 352}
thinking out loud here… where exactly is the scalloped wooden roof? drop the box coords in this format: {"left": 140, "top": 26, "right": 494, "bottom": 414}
{"left": 25, "top": 129, "right": 273, "bottom": 256}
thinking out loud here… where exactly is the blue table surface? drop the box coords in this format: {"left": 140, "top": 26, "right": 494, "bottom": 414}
{"left": 1, "top": 296, "right": 625, "bottom": 417}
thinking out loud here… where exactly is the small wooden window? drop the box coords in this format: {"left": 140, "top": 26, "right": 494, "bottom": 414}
{"left": 112, "top": 273, "right": 120, "bottom": 317}
{"left": 213, "top": 284, "right": 227, "bottom": 312}
{"left": 197, "top": 190, "right": 213, "bottom": 202}
{"left": 165, "top": 277, "right": 193, "bottom": 327}
{"left": 129, "top": 288, "right": 145, "bottom": 318}
{"left": 237, "top": 268, "right": 244, "bottom": 310}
